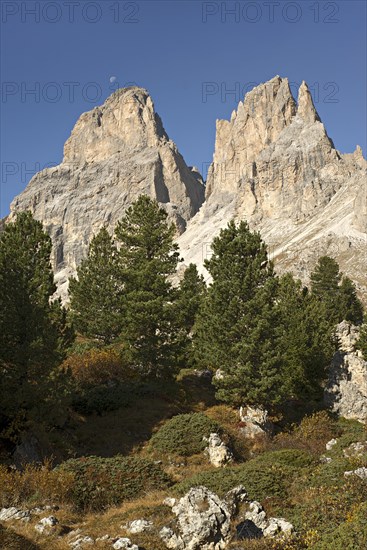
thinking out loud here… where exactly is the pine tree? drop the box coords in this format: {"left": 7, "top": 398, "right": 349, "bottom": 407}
{"left": 338, "top": 276, "right": 364, "bottom": 325}
{"left": 0, "top": 212, "right": 73, "bottom": 435}
{"left": 174, "top": 264, "right": 206, "bottom": 367}
{"left": 193, "top": 220, "right": 283, "bottom": 409}
{"left": 115, "top": 196, "right": 180, "bottom": 377}
{"left": 69, "top": 227, "right": 124, "bottom": 344}
{"left": 310, "top": 256, "right": 363, "bottom": 325}
{"left": 276, "top": 273, "right": 335, "bottom": 401}
{"left": 310, "top": 256, "right": 341, "bottom": 322}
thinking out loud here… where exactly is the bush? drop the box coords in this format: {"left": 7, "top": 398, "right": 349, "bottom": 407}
{"left": 58, "top": 455, "right": 172, "bottom": 511}
{"left": 62, "top": 348, "right": 132, "bottom": 386}
{"left": 72, "top": 383, "right": 133, "bottom": 415}
{"left": 149, "top": 413, "right": 221, "bottom": 457}
{"left": 272, "top": 411, "right": 339, "bottom": 456}
{"left": 0, "top": 461, "right": 74, "bottom": 508}
{"left": 62, "top": 348, "right": 137, "bottom": 415}
{"left": 175, "top": 448, "right": 314, "bottom": 502}
{"left": 313, "top": 502, "right": 367, "bottom": 549}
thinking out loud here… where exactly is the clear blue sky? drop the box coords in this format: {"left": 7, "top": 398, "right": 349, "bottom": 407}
{"left": 1, "top": 0, "right": 366, "bottom": 216}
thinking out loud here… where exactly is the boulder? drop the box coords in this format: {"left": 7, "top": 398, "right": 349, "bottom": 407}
{"left": 237, "top": 501, "right": 293, "bottom": 540}
{"left": 113, "top": 538, "right": 139, "bottom": 550}
{"left": 343, "top": 441, "right": 367, "bottom": 457}
{"left": 125, "top": 519, "right": 153, "bottom": 534}
{"left": 160, "top": 485, "right": 247, "bottom": 550}
{"left": 239, "top": 406, "right": 272, "bottom": 438}
{"left": 203, "top": 433, "right": 233, "bottom": 467}
{"left": 69, "top": 536, "right": 95, "bottom": 548}
{"left": 325, "top": 438, "right": 338, "bottom": 451}
{"left": 344, "top": 467, "right": 367, "bottom": 480}
{"left": 34, "top": 516, "right": 59, "bottom": 535}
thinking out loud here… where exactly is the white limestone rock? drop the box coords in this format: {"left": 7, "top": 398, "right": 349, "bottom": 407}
{"left": 203, "top": 433, "right": 233, "bottom": 467}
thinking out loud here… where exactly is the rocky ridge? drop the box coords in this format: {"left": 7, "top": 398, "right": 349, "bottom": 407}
{"left": 178, "top": 76, "right": 367, "bottom": 300}
{"left": 6, "top": 76, "right": 367, "bottom": 301}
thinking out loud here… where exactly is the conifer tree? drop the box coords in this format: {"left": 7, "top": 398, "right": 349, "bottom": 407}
{"left": 310, "top": 256, "right": 363, "bottom": 325}
{"left": 69, "top": 227, "right": 124, "bottom": 344}
{"left": 276, "top": 273, "right": 335, "bottom": 400}
{"left": 174, "top": 263, "right": 206, "bottom": 367}
{"left": 193, "top": 220, "right": 283, "bottom": 408}
{"left": 338, "top": 276, "right": 364, "bottom": 325}
{"left": 0, "top": 212, "right": 73, "bottom": 435}
{"left": 115, "top": 196, "right": 180, "bottom": 377}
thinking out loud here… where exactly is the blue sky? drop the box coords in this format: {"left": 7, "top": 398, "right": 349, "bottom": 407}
{"left": 1, "top": 0, "right": 366, "bottom": 216}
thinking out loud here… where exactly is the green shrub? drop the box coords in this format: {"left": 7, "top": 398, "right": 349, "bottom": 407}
{"left": 327, "top": 418, "right": 367, "bottom": 457}
{"left": 72, "top": 383, "right": 133, "bottom": 415}
{"left": 175, "top": 448, "right": 314, "bottom": 502}
{"left": 58, "top": 455, "right": 172, "bottom": 511}
{"left": 313, "top": 502, "right": 367, "bottom": 549}
{"left": 149, "top": 413, "right": 221, "bottom": 456}
{"left": 251, "top": 449, "right": 315, "bottom": 469}
{"left": 176, "top": 463, "right": 286, "bottom": 501}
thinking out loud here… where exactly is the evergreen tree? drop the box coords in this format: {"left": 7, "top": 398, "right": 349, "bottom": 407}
{"left": 115, "top": 196, "right": 180, "bottom": 377}
{"left": 310, "top": 256, "right": 341, "bottom": 322}
{"left": 310, "top": 256, "right": 363, "bottom": 325}
{"left": 0, "top": 212, "right": 73, "bottom": 436}
{"left": 338, "top": 276, "right": 364, "bottom": 325}
{"left": 276, "top": 273, "right": 335, "bottom": 401}
{"left": 174, "top": 264, "right": 206, "bottom": 367}
{"left": 69, "top": 227, "right": 124, "bottom": 344}
{"left": 193, "top": 220, "right": 283, "bottom": 409}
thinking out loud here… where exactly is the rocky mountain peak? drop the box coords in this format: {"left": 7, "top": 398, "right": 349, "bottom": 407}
{"left": 9, "top": 86, "right": 205, "bottom": 299}
{"left": 178, "top": 76, "right": 367, "bottom": 302}
{"left": 296, "top": 80, "right": 321, "bottom": 124}
{"left": 63, "top": 87, "right": 168, "bottom": 164}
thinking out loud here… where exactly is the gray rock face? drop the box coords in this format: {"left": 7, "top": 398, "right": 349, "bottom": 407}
{"left": 9, "top": 86, "right": 205, "bottom": 299}
{"left": 325, "top": 321, "right": 367, "bottom": 422}
{"left": 178, "top": 76, "right": 367, "bottom": 302}
{"left": 160, "top": 485, "right": 247, "bottom": 550}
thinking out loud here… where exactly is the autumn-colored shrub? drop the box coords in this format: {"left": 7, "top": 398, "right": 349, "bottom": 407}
{"left": 272, "top": 411, "right": 339, "bottom": 455}
{"left": 0, "top": 461, "right": 75, "bottom": 508}
{"left": 62, "top": 348, "right": 131, "bottom": 386}
{"left": 61, "top": 348, "right": 138, "bottom": 414}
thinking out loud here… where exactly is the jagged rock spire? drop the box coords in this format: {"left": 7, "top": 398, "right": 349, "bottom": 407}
{"left": 296, "top": 81, "right": 321, "bottom": 123}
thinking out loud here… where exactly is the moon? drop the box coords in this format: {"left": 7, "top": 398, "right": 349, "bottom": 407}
{"left": 109, "top": 76, "right": 117, "bottom": 84}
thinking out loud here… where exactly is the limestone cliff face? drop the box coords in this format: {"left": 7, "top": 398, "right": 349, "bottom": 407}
{"left": 178, "top": 76, "right": 367, "bottom": 301}
{"left": 9, "top": 87, "right": 205, "bottom": 294}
